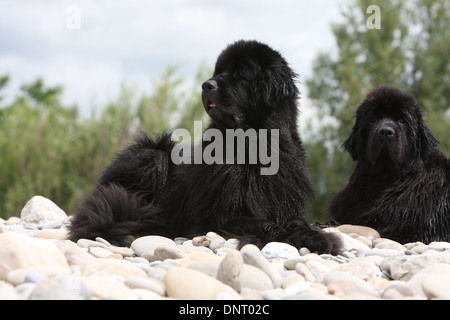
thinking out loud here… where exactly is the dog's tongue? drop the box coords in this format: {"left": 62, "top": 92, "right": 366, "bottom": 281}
{"left": 209, "top": 103, "right": 216, "bottom": 107}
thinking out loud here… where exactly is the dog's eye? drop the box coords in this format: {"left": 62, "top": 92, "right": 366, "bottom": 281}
{"left": 234, "top": 71, "right": 247, "bottom": 80}
{"left": 398, "top": 119, "right": 405, "bottom": 125}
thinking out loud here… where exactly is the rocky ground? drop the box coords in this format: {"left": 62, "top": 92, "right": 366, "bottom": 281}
{"left": 1, "top": 195, "right": 450, "bottom": 300}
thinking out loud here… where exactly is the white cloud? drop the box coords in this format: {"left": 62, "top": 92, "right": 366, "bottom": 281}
{"left": 0, "top": 0, "right": 343, "bottom": 114}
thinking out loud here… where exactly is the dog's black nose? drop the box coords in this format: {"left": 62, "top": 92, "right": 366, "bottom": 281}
{"left": 378, "top": 126, "right": 395, "bottom": 138}
{"left": 202, "top": 80, "right": 218, "bottom": 91}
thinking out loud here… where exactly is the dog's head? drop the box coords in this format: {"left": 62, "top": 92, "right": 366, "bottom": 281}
{"left": 343, "top": 86, "right": 438, "bottom": 171}
{"left": 202, "top": 40, "right": 299, "bottom": 130}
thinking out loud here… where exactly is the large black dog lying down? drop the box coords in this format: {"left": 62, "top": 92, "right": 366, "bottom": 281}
{"left": 69, "top": 40, "right": 342, "bottom": 255}
{"left": 329, "top": 86, "right": 450, "bottom": 244}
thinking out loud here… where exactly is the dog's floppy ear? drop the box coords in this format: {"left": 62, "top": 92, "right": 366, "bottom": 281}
{"left": 342, "top": 125, "right": 359, "bottom": 161}
{"left": 417, "top": 115, "right": 438, "bottom": 161}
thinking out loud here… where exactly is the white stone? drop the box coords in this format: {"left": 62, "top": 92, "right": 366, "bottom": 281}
{"left": 240, "top": 244, "right": 283, "bottom": 288}
{"left": 165, "top": 267, "right": 240, "bottom": 299}
{"left": 261, "top": 242, "right": 300, "bottom": 260}
{"left": 20, "top": 196, "right": 67, "bottom": 225}
{"left": 0, "top": 233, "right": 69, "bottom": 281}
{"left": 130, "top": 235, "right": 176, "bottom": 256}
{"left": 216, "top": 249, "right": 274, "bottom": 292}
{"left": 338, "top": 233, "right": 371, "bottom": 256}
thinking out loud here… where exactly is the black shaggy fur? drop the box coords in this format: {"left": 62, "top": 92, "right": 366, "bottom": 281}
{"left": 329, "top": 86, "right": 450, "bottom": 244}
{"left": 69, "top": 40, "right": 342, "bottom": 254}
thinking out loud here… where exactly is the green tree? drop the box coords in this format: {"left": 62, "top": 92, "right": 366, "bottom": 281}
{"left": 21, "top": 78, "right": 63, "bottom": 109}
{"left": 305, "top": 0, "right": 450, "bottom": 221}
{"left": 0, "top": 63, "right": 211, "bottom": 219}
{"left": 0, "top": 75, "right": 9, "bottom": 104}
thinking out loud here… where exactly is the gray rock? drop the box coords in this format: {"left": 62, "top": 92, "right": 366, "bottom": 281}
{"left": 0, "top": 282, "right": 24, "bottom": 300}
{"left": 366, "top": 248, "right": 405, "bottom": 257}
{"left": 206, "top": 232, "right": 227, "bottom": 251}
{"left": 323, "top": 271, "right": 362, "bottom": 286}
{"left": 165, "top": 267, "right": 239, "bottom": 299}
{"left": 216, "top": 250, "right": 243, "bottom": 291}
{"left": 124, "top": 257, "right": 150, "bottom": 265}
{"left": 29, "top": 274, "right": 91, "bottom": 300}
{"left": 282, "top": 281, "right": 312, "bottom": 297}
{"left": 20, "top": 196, "right": 67, "bottom": 225}
{"left": 95, "top": 237, "right": 111, "bottom": 246}
{"left": 299, "top": 247, "right": 311, "bottom": 256}
{"left": 240, "top": 244, "right": 283, "bottom": 288}
{"left": 24, "top": 271, "right": 47, "bottom": 283}
{"left": 77, "top": 238, "right": 108, "bottom": 249}
{"left": 336, "top": 224, "right": 380, "bottom": 241}
{"left": 305, "top": 260, "right": 333, "bottom": 282}
{"left": 373, "top": 238, "right": 405, "bottom": 251}
{"left": 15, "top": 282, "right": 36, "bottom": 299}
{"left": 187, "top": 260, "right": 221, "bottom": 278}
{"left": 338, "top": 233, "right": 371, "bottom": 256}
{"left": 216, "top": 249, "right": 273, "bottom": 292}
{"left": 283, "top": 253, "right": 322, "bottom": 270}
{"left": 381, "top": 284, "right": 418, "bottom": 299}
{"left": 238, "top": 265, "right": 274, "bottom": 292}
{"left": 335, "top": 260, "right": 382, "bottom": 281}
{"left": 0, "top": 233, "right": 69, "bottom": 281}
{"left": 380, "top": 252, "right": 450, "bottom": 281}
{"left": 107, "top": 245, "right": 135, "bottom": 257}
{"left": 130, "top": 235, "right": 176, "bottom": 256}
{"left": 420, "top": 264, "right": 450, "bottom": 299}
{"left": 261, "top": 242, "right": 300, "bottom": 260}
{"left": 83, "top": 275, "right": 137, "bottom": 299}
{"left": 281, "top": 273, "right": 305, "bottom": 289}
{"left": 124, "top": 276, "right": 165, "bottom": 296}
{"left": 174, "top": 237, "right": 189, "bottom": 245}
{"left": 295, "top": 263, "right": 315, "bottom": 282}
{"left": 326, "top": 271, "right": 380, "bottom": 300}
{"left": 192, "top": 235, "right": 211, "bottom": 247}
{"left": 89, "top": 246, "right": 114, "bottom": 258}
{"left": 149, "top": 244, "right": 187, "bottom": 261}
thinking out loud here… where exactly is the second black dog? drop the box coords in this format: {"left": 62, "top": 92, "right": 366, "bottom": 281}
{"left": 329, "top": 86, "right": 450, "bottom": 244}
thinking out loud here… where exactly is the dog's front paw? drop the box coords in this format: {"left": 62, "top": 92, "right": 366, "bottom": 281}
{"left": 285, "top": 227, "right": 342, "bottom": 255}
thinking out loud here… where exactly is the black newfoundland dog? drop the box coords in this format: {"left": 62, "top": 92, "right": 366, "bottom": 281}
{"left": 69, "top": 40, "right": 342, "bottom": 254}
{"left": 329, "top": 86, "right": 450, "bottom": 244}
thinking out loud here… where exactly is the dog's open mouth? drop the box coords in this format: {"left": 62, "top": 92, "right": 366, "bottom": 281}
{"left": 204, "top": 97, "right": 218, "bottom": 111}
{"left": 202, "top": 90, "right": 218, "bottom": 112}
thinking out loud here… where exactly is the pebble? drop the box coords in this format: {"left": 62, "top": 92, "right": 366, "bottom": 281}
{"left": 2, "top": 195, "right": 450, "bottom": 300}
{"left": 130, "top": 235, "right": 176, "bottom": 256}
{"left": 241, "top": 244, "right": 284, "bottom": 288}
{"left": 216, "top": 249, "right": 274, "bottom": 292}
{"left": 380, "top": 252, "right": 450, "bottom": 281}
{"left": 142, "top": 244, "right": 187, "bottom": 262}
{"left": 207, "top": 232, "right": 227, "bottom": 251}
{"left": 261, "top": 242, "right": 300, "bottom": 260}
{"left": 0, "top": 233, "right": 69, "bottom": 281}
{"left": 336, "top": 224, "right": 381, "bottom": 241}
{"left": 20, "top": 196, "right": 67, "bottom": 225}
{"left": 373, "top": 238, "right": 405, "bottom": 251}
{"left": 336, "top": 260, "right": 382, "bottom": 281}
{"left": 124, "top": 276, "right": 166, "bottom": 296}
{"left": 89, "top": 247, "right": 115, "bottom": 258}
{"left": 165, "top": 267, "right": 239, "bottom": 299}
{"left": 29, "top": 274, "right": 91, "bottom": 300}
{"left": 381, "top": 283, "right": 418, "bottom": 299}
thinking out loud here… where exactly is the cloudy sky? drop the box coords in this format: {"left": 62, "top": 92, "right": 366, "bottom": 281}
{"left": 0, "top": 0, "right": 345, "bottom": 115}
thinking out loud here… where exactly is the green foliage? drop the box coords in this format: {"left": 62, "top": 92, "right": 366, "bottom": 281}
{"left": 0, "top": 63, "right": 211, "bottom": 219}
{"left": 305, "top": 0, "right": 450, "bottom": 221}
